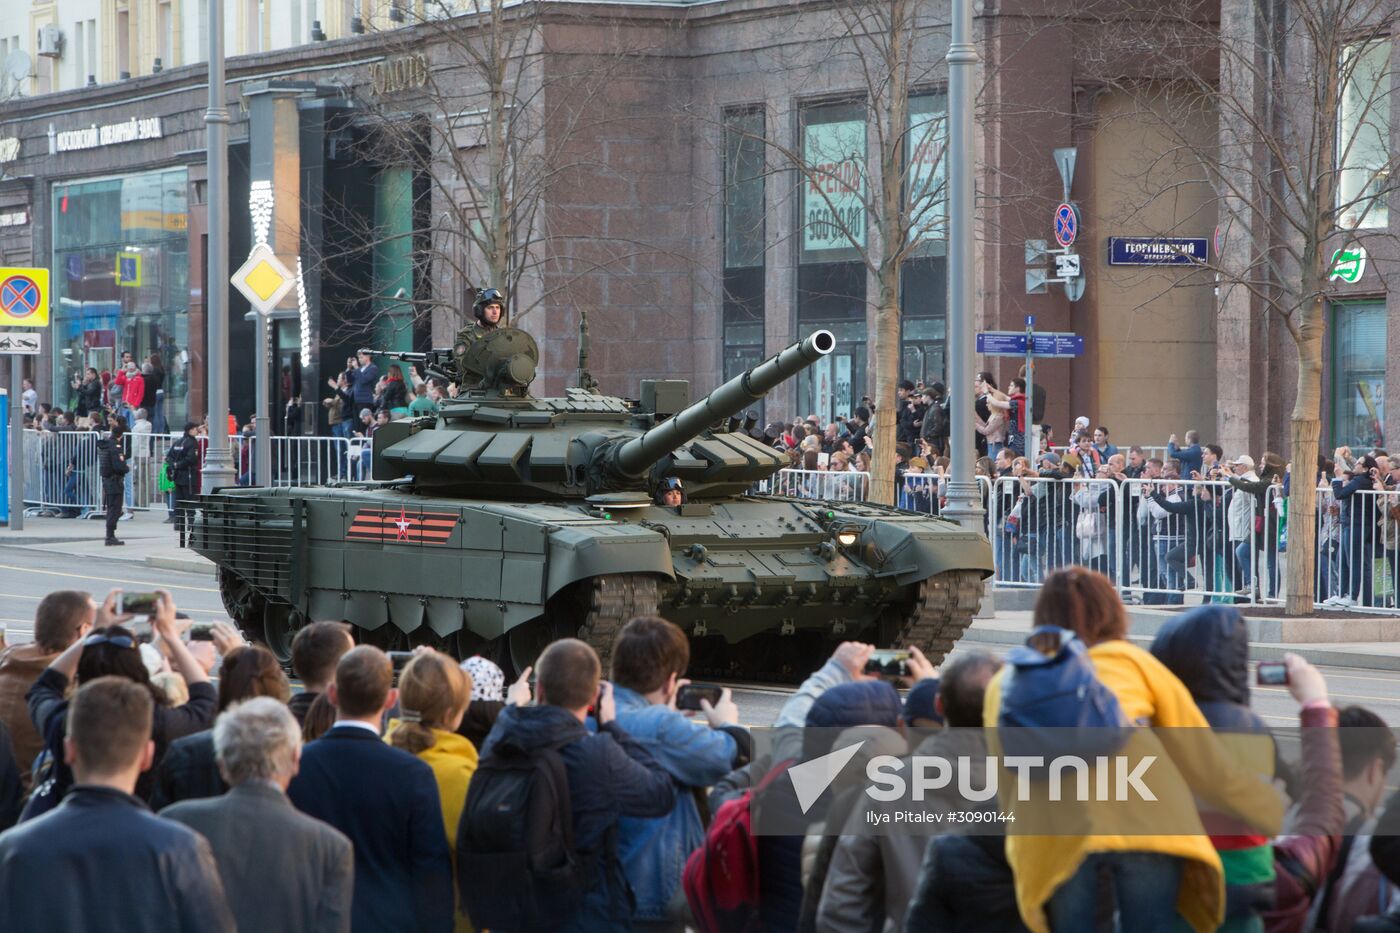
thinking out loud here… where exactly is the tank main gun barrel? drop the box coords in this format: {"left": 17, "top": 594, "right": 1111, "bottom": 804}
{"left": 613, "top": 329, "right": 835, "bottom": 476}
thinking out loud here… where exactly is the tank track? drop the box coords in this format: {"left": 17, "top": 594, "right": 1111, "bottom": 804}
{"left": 577, "top": 574, "right": 660, "bottom": 672}
{"left": 892, "top": 569, "right": 985, "bottom": 665}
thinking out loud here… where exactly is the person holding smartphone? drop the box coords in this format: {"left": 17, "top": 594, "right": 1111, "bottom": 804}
{"left": 608, "top": 616, "right": 746, "bottom": 929}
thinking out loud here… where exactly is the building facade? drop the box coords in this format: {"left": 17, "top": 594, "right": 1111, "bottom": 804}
{"left": 2, "top": 0, "right": 1392, "bottom": 455}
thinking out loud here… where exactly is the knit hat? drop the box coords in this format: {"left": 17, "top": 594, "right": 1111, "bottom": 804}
{"left": 461, "top": 656, "right": 505, "bottom": 701}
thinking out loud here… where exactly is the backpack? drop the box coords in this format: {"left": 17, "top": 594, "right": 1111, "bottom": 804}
{"left": 683, "top": 761, "right": 794, "bottom": 933}
{"left": 997, "top": 626, "right": 1130, "bottom": 763}
{"left": 456, "top": 740, "right": 590, "bottom": 931}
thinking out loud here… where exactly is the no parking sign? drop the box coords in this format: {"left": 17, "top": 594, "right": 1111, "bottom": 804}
{"left": 0, "top": 268, "right": 49, "bottom": 327}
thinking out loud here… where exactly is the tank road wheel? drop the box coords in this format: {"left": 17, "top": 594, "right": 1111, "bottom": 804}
{"left": 577, "top": 574, "right": 660, "bottom": 675}
{"left": 880, "top": 570, "right": 984, "bottom": 666}
{"left": 218, "top": 567, "right": 265, "bottom": 647}
{"left": 263, "top": 603, "right": 305, "bottom": 667}
{"left": 506, "top": 574, "right": 661, "bottom": 677}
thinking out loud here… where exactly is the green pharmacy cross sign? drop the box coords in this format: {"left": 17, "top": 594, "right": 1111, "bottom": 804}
{"left": 1329, "top": 246, "right": 1368, "bottom": 284}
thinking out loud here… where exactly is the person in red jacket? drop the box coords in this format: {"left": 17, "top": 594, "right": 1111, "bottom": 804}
{"left": 1261, "top": 653, "right": 1344, "bottom": 933}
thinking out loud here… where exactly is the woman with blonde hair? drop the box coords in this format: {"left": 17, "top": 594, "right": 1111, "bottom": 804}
{"left": 387, "top": 649, "right": 477, "bottom": 931}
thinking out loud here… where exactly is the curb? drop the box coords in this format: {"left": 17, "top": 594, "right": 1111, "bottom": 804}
{"left": 3, "top": 542, "right": 214, "bottom": 577}
{"left": 145, "top": 555, "right": 216, "bottom": 576}
{"left": 960, "top": 623, "right": 1400, "bottom": 673}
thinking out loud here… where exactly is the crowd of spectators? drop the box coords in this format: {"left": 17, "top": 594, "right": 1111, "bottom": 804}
{"left": 0, "top": 574, "right": 1392, "bottom": 931}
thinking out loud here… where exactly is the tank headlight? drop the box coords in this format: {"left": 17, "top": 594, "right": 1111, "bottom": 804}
{"left": 836, "top": 528, "right": 860, "bottom": 548}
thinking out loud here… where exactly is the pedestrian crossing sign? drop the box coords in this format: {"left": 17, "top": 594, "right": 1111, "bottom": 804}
{"left": 116, "top": 251, "right": 142, "bottom": 287}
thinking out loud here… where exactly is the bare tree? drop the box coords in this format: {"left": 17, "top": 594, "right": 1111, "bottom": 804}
{"left": 315, "top": 0, "right": 647, "bottom": 347}
{"left": 711, "top": 0, "right": 953, "bottom": 505}
{"left": 1070, "top": 0, "right": 1400, "bottom": 613}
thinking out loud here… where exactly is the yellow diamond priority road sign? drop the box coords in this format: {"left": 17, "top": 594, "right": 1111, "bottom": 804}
{"left": 231, "top": 243, "right": 296, "bottom": 314}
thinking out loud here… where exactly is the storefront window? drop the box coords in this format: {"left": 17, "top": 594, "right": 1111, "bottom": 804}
{"left": 52, "top": 168, "right": 190, "bottom": 429}
{"left": 798, "top": 101, "right": 867, "bottom": 422}
{"left": 1330, "top": 301, "right": 1385, "bottom": 449}
{"left": 1338, "top": 40, "right": 1392, "bottom": 230}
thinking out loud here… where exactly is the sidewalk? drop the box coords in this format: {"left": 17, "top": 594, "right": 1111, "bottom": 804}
{"left": 964, "top": 606, "right": 1400, "bottom": 673}
{"left": 0, "top": 509, "right": 214, "bottom": 576}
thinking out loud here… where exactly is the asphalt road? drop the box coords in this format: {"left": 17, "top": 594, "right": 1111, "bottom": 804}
{"left": 6, "top": 544, "right": 1400, "bottom": 734}
{"left": 0, "top": 544, "right": 227, "bottom": 644}
{"left": 722, "top": 643, "right": 1400, "bottom": 729}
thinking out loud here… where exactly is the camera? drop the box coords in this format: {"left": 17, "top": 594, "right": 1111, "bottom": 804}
{"left": 188, "top": 623, "right": 215, "bottom": 641}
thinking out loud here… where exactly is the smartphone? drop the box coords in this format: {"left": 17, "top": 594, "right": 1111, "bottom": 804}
{"left": 387, "top": 651, "right": 414, "bottom": 671}
{"left": 587, "top": 683, "right": 605, "bottom": 717}
{"left": 188, "top": 623, "right": 215, "bottom": 641}
{"left": 676, "top": 684, "right": 723, "bottom": 711}
{"left": 1256, "top": 662, "right": 1289, "bottom": 686}
{"left": 118, "top": 592, "right": 160, "bottom": 615}
{"left": 864, "top": 650, "right": 911, "bottom": 678}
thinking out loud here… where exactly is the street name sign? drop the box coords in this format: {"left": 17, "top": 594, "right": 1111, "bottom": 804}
{"left": 1107, "top": 237, "right": 1208, "bottom": 266}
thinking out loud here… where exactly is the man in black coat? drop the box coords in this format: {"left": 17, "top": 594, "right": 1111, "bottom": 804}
{"left": 167, "top": 421, "right": 202, "bottom": 546}
{"left": 0, "top": 676, "right": 234, "bottom": 931}
{"left": 164, "top": 697, "right": 353, "bottom": 933}
{"left": 475, "top": 638, "right": 677, "bottom": 931}
{"left": 97, "top": 417, "right": 129, "bottom": 546}
{"left": 287, "top": 646, "right": 452, "bottom": 933}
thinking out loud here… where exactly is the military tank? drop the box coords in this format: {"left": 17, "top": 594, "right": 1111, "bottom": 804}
{"left": 192, "top": 327, "right": 993, "bottom": 678}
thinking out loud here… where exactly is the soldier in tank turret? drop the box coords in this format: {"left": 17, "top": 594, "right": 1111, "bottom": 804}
{"left": 454, "top": 287, "right": 507, "bottom": 385}
{"left": 654, "top": 476, "right": 685, "bottom": 508}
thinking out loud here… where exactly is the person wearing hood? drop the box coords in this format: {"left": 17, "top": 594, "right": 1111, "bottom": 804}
{"left": 98, "top": 416, "right": 130, "bottom": 546}
{"left": 982, "top": 569, "right": 1286, "bottom": 933}
{"left": 475, "top": 638, "right": 676, "bottom": 931}
{"left": 822, "top": 651, "right": 1021, "bottom": 933}
{"left": 792, "top": 679, "right": 907, "bottom": 933}
{"left": 1151, "top": 606, "right": 1279, "bottom": 927}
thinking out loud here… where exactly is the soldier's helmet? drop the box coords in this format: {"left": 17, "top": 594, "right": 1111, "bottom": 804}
{"left": 473, "top": 287, "right": 506, "bottom": 325}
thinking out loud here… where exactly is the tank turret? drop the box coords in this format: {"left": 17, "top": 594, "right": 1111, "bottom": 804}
{"left": 376, "top": 328, "right": 835, "bottom": 500}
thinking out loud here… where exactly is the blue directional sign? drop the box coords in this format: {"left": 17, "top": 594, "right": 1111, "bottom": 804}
{"left": 976, "top": 331, "right": 1084, "bottom": 358}
{"left": 1107, "top": 236, "right": 1208, "bottom": 266}
{"left": 1031, "top": 333, "right": 1084, "bottom": 357}
{"left": 976, "top": 332, "right": 1027, "bottom": 355}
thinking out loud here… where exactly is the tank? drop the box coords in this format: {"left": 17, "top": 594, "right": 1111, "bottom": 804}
{"left": 192, "top": 327, "right": 993, "bottom": 678}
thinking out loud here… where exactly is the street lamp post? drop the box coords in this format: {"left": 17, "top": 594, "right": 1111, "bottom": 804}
{"left": 941, "top": 0, "right": 984, "bottom": 537}
{"left": 202, "top": 0, "right": 234, "bottom": 493}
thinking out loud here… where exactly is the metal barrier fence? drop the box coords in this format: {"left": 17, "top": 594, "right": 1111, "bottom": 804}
{"left": 21, "top": 430, "right": 352, "bottom": 516}
{"left": 758, "top": 467, "right": 1400, "bottom": 613}
{"left": 987, "top": 476, "right": 1253, "bottom": 605}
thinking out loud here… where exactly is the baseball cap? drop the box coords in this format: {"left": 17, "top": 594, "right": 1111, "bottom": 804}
{"left": 1230, "top": 454, "right": 1255, "bottom": 470}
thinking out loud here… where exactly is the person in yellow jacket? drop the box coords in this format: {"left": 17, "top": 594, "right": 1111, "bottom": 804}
{"left": 984, "top": 568, "right": 1285, "bottom": 933}
{"left": 388, "top": 649, "right": 478, "bottom": 933}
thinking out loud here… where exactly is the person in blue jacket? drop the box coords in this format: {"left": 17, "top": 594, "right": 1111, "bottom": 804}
{"left": 1167, "top": 429, "right": 1204, "bottom": 479}
{"left": 609, "top": 617, "right": 747, "bottom": 928}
